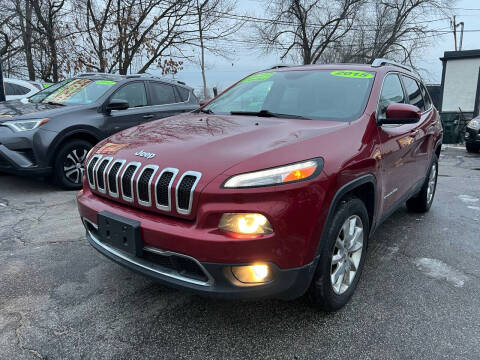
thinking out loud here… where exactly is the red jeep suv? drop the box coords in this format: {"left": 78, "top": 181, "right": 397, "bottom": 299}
{"left": 77, "top": 60, "right": 442, "bottom": 311}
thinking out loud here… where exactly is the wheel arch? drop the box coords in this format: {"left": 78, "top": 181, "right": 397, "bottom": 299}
{"left": 315, "top": 174, "right": 377, "bottom": 258}
{"left": 434, "top": 139, "right": 442, "bottom": 159}
{"left": 49, "top": 128, "right": 102, "bottom": 166}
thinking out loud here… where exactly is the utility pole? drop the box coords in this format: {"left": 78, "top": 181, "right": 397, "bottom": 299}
{"left": 0, "top": 59, "right": 6, "bottom": 102}
{"left": 452, "top": 16, "right": 465, "bottom": 51}
{"left": 457, "top": 21, "right": 464, "bottom": 51}
{"left": 453, "top": 16, "right": 457, "bottom": 51}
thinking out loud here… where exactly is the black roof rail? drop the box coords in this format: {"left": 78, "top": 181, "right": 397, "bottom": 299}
{"left": 126, "top": 73, "right": 189, "bottom": 87}
{"left": 371, "top": 58, "right": 413, "bottom": 72}
{"left": 77, "top": 72, "right": 114, "bottom": 77}
{"left": 266, "top": 64, "right": 296, "bottom": 70}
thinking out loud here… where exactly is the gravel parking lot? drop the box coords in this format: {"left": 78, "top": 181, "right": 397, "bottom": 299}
{"left": 0, "top": 146, "right": 479, "bottom": 360}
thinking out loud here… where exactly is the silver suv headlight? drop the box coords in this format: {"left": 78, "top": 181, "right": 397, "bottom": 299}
{"left": 4, "top": 118, "right": 50, "bottom": 132}
{"left": 467, "top": 118, "right": 480, "bottom": 130}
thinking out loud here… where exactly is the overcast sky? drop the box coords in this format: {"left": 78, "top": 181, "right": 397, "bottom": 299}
{"left": 165, "top": 0, "right": 480, "bottom": 92}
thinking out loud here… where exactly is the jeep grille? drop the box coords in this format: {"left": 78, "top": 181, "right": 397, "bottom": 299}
{"left": 86, "top": 155, "right": 200, "bottom": 216}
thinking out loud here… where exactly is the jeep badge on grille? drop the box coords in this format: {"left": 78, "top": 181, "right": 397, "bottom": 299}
{"left": 135, "top": 150, "right": 156, "bottom": 159}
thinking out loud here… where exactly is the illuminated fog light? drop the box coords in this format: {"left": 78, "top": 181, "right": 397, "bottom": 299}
{"left": 231, "top": 264, "right": 271, "bottom": 283}
{"left": 219, "top": 213, "right": 273, "bottom": 235}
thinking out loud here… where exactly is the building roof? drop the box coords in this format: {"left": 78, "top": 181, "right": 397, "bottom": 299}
{"left": 440, "top": 49, "right": 480, "bottom": 61}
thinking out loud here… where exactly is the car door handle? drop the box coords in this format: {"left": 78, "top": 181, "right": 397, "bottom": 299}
{"left": 143, "top": 114, "right": 154, "bottom": 119}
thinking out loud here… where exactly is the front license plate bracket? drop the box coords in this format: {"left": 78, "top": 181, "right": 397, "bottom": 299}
{"left": 97, "top": 211, "right": 143, "bottom": 257}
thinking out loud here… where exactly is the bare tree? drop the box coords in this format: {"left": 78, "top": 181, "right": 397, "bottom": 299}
{"left": 12, "top": 0, "right": 36, "bottom": 80}
{"left": 112, "top": 0, "right": 192, "bottom": 75}
{"left": 319, "top": 0, "right": 455, "bottom": 66}
{"left": 30, "top": 0, "right": 68, "bottom": 81}
{"left": 254, "top": 0, "right": 364, "bottom": 65}
{"left": 192, "top": 0, "right": 243, "bottom": 99}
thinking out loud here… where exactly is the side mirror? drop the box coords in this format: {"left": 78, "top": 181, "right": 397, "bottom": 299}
{"left": 379, "top": 103, "right": 421, "bottom": 125}
{"left": 106, "top": 99, "right": 129, "bottom": 112}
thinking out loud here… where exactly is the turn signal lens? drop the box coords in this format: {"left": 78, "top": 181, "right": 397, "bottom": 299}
{"left": 231, "top": 264, "right": 271, "bottom": 283}
{"left": 219, "top": 213, "right": 273, "bottom": 235}
{"left": 282, "top": 166, "right": 317, "bottom": 182}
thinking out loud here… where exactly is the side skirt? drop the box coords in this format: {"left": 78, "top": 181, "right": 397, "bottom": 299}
{"left": 371, "top": 177, "right": 424, "bottom": 233}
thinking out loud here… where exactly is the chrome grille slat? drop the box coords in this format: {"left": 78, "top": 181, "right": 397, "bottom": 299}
{"left": 120, "top": 162, "right": 141, "bottom": 202}
{"left": 136, "top": 165, "right": 158, "bottom": 207}
{"left": 95, "top": 157, "right": 113, "bottom": 194}
{"left": 87, "top": 154, "right": 102, "bottom": 189}
{"left": 90, "top": 158, "right": 201, "bottom": 217}
{"left": 155, "top": 168, "right": 179, "bottom": 211}
{"left": 107, "top": 160, "right": 126, "bottom": 198}
{"left": 175, "top": 171, "right": 202, "bottom": 215}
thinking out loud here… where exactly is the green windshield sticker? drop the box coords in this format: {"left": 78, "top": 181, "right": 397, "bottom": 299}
{"left": 95, "top": 80, "right": 116, "bottom": 85}
{"left": 330, "top": 70, "right": 373, "bottom": 79}
{"left": 241, "top": 72, "right": 275, "bottom": 83}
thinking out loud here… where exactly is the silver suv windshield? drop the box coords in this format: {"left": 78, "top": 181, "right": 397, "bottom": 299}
{"left": 40, "top": 78, "right": 117, "bottom": 105}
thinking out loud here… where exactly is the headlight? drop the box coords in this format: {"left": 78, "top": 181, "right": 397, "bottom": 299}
{"left": 467, "top": 118, "right": 480, "bottom": 130}
{"left": 223, "top": 158, "right": 322, "bottom": 188}
{"left": 219, "top": 213, "right": 273, "bottom": 235}
{"left": 5, "top": 118, "right": 50, "bottom": 132}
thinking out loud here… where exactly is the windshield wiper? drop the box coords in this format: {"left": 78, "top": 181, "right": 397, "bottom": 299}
{"left": 45, "top": 101, "right": 65, "bottom": 106}
{"left": 199, "top": 108, "right": 214, "bottom": 114}
{"left": 230, "top": 109, "right": 311, "bottom": 120}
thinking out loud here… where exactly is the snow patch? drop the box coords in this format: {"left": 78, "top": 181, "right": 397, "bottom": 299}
{"left": 414, "top": 258, "right": 468, "bottom": 288}
{"left": 458, "top": 195, "right": 479, "bottom": 203}
{"left": 467, "top": 206, "right": 480, "bottom": 211}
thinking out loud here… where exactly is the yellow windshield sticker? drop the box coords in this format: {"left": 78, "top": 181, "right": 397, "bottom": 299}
{"left": 330, "top": 70, "right": 373, "bottom": 79}
{"left": 95, "top": 80, "right": 116, "bottom": 85}
{"left": 241, "top": 72, "right": 275, "bottom": 83}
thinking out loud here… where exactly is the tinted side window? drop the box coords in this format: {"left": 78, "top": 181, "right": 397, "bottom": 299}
{"left": 5, "top": 83, "right": 30, "bottom": 95}
{"left": 378, "top": 74, "right": 405, "bottom": 119}
{"left": 13, "top": 84, "right": 31, "bottom": 95}
{"left": 4, "top": 83, "right": 15, "bottom": 95}
{"left": 112, "top": 82, "right": 147, "bottom": 108}
{"left": 419, "top": 83, "right": 432, "bottom": 110}
{"left": 176, "top": 87, "right": 190, "bottom": 102}
{"left": 150, "top": 82, "right": 176, "bottom": 105}
{"left": 401, "top": 76, "right": 425, "bottom": 111}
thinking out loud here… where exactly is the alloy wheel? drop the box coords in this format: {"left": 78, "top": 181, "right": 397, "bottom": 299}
{"left": 330, "top": 215, "right": 364, "bottom": 295}
{"left": 63, "top": 148, "right": 88, "bottom": 184}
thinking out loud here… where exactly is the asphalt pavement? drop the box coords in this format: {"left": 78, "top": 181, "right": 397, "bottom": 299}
{"left": 0, "top": 146, "right": 479, "bottom": 360}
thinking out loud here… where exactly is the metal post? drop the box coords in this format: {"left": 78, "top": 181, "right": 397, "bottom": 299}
{"left": 458, "top": 22, "right": 464, "bottom": 51}
{"left": 453, "top": 16, "right": 457, "bottom": 51}
{"left": 0, "top": 59, "right": 6, "bottom": 102}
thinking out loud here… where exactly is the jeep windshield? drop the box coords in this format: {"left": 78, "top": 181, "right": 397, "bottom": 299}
{"left": 203, "top": 70, "right": 375, "bottom": 122}
{"left": 40, "top": 78, "right": 117, "bottom": 105}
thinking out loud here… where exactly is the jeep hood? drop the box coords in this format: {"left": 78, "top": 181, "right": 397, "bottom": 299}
{"left": 102, "top": 113, "right": 349, "bottom": 185}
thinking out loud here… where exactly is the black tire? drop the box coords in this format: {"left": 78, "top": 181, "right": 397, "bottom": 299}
{"left": 53, "top": 139, "right": 92, "bottom": 190}
{"left": 466, "top": 142, "right": 479, "bottom": 153}
{"left": 307, "top": 197, "right": 369, "bottom": 311}
{"left": 406, "top": 154, "right": 438, "bottom": 213}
